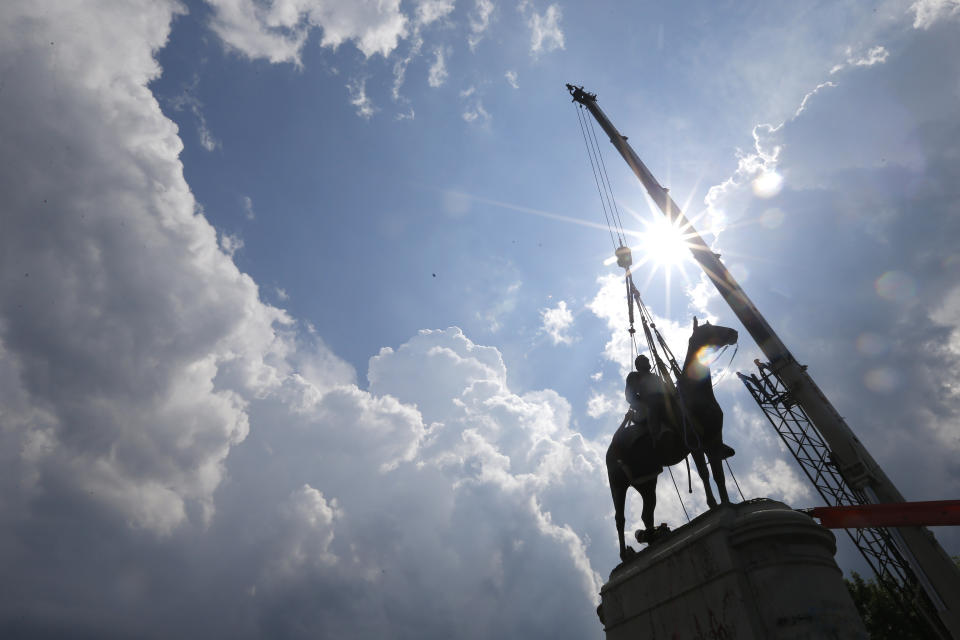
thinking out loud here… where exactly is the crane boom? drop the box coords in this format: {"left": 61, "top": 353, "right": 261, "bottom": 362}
{"left": 567, "top": 83, "right": 960, "bottom": 638}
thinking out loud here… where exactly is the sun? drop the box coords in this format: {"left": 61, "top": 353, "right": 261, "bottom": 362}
{"left": 636, "top": 214, "right": 693, "bottom": 271}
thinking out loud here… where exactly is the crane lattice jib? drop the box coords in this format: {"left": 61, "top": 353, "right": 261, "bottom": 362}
{"left": 738, "top": 362, "right": 945, "bottom": 637}
{"left": 566, "top": 83, "right": 960, "bottom": 639}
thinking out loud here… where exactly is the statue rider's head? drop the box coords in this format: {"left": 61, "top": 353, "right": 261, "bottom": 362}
{"left": 635, "top": 355, "right": 650, "bottom": 372}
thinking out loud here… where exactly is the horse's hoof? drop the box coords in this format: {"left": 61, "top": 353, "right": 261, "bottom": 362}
{"left": 720, "top": 443, "right": 736, "bottom": 459}
{"left": 707, "top": 499, "right": 718, "bottom": 509}
{"left": 620, "top": 546, "right": 638, "bottom": 561}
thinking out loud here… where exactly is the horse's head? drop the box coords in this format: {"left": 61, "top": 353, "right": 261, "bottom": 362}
{"left": 690, "top": 316, "right": 738, "bottom": 352}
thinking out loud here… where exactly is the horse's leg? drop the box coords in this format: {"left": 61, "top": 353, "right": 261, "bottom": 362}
{"left": 707, "top": 449, "right": 731, "bottom": 504}
{"left": 692, "top": 450, "right": 718, "bottom": 508}
{"left": 637, "top": 479, "right": 657, "bottom": 532}
{"left": 609, "top": 468, "right": 631, "bottom": 560}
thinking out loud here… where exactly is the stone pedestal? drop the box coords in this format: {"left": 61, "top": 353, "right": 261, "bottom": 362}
{"left": 598, "top": 499, "right": 868, "bottom": 639}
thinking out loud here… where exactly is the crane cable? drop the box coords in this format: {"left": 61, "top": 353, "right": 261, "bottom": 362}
{"left": 575, "top": 101, "right": 699, "bottom": 517}
{"left": 575, "top": 100, "right": 745, "bottom": 509}
{"left": 585, "top": 109, "right": 628, "bottom": 244}
{"left": 575, "top": 106, "right": 619, "bottom": 253}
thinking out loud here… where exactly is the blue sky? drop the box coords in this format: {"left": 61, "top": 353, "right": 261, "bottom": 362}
{"left": 2, "top": 0, "right": 960, "bottom": 637}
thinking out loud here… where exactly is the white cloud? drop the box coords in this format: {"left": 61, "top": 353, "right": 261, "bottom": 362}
{"left": 276, "top": 287, "right": 290, "bottom": 301}
{"left": 830, "top": 45, "right": 890, "bottom": 74}
{"left": 0, "top": 0, "right": 293, "bottom": 535}
{"left": 461, "top": 84, "right": 491, "bottom": 124}
{"left": 738, "top": 459, "right": 811, "bottom": 505}
{"left": 540, "top": 300, "right": 574, "bottom": 345}
{"left": 168, "top": 73, "right": 221, "bottom": 151}
{"left": 220, "top": 231, "right": 245, "bottom": 257}
{"left": 849, "top": 44, "right": 889, "bottom": 66}
{"left": 205, "top": 0, "right": 410, "bottom": 64}
{"left": 477, "top": 280, "right": 520, "bottom": 331}
{"left": 0, "top": 7, "right": 619, "bottom": 635}
{"left": 416, "top": 0, "right": 455, "bottom": 26}
{"left": 391, "top": 36, "right": 423, "bottom": 101}
{"left": 347, "top": 76, "right": 375, "bottom": 118}
{"left": 528, "top": 4, "right": 564, "bottom": 56}
{"left": 463, "top": 101, "right": 491, "bottom": 124}
{"left": 273, "top": 484, "right": 341, "bottom": 574}
{"left": 586, "top": 391, "right": 617, "bottom": 419}
{"left": 14, "top": 2, "right": 960, "bottom": 636}
{"left": 242, "top": 195, "right": 256, "bottom": 220}
{"left": 704, "top": 80, "right": 837, "bottom": 239}
{"left": 505, "top": 69, "right": 519, "bottom": 88}
{"left": 428, "top": 47, "right": 449, "bottom": 87}
{"left": 468, "top": 0, "right": 495, "bottom": 50}
{"left": 588, "top": 274, "right": 691, "bottom": 377}
{"left": 911, "top": 0, "right": 960, "bottom": 29}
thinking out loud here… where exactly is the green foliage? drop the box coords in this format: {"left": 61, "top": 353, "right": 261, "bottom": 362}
{"left": 844, "top": 572, "right": 936, "bottom": 639}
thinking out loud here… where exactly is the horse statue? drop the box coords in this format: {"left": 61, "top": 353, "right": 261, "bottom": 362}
{"left": 606, "top": 317, "right": 738, "bottom": 561}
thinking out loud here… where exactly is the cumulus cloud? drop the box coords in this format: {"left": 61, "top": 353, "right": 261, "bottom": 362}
{"left": 540, "top": 300, "right": 575, "bottom": 345}
{"left": 205, "top": 0, "right": 409, "bottom": 64}
{"left": 505, "top": 69, "right": 519, "bottom": 88}
{"left": 587, "top": 274, "right": 690, "bottom": 376}
{"left": 0, "top": 8, "right": 625, "bottom": 636}
{"left": 586, "top": 391, "right": 618, "bottom": 419}
{"left": 528, "top": 4, "right": 564, "bottom": 56}
{"left": 0, "top": 0, "right": 299, "bottom": 537}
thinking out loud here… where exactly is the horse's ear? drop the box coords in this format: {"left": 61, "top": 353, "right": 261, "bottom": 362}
{"left": 692, "top": 316, "right": 698, "bottom": 330}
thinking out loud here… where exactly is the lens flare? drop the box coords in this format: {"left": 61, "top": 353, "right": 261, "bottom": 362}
{"left": 875, "top": 271, "right": 916, "bottom": 303}
{"left": 752, "top": 171, "right": 784, "bottom": 198}
{"left": 760, "top": 207, "right": 786, "bottom": 229}
{"left": 856, "top": 332, "right": 887, "bottom": 357}
{"left": 865, "top": 367, "right": 898, "bottom": 393}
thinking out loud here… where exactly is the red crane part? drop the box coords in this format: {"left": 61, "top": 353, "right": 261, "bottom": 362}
{"left": 807, "top": 500, "right": 960, "bottom": 529}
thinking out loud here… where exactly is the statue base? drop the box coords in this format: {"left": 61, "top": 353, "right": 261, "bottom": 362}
{"left": 598, "top": 498, "right": 867, "bottom": 639}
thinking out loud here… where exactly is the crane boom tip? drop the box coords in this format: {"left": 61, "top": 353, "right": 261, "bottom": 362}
{"left": 566, "top": 84, "right": 596, "bottom": 104}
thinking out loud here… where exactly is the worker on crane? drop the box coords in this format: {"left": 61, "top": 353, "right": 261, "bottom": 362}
{"left": 625, "top": 355, "right": 669, "bottom": 444}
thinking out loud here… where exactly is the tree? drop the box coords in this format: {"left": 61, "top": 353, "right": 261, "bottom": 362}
{"left": 845, "top": 557, "right": 960, "bottom": 639}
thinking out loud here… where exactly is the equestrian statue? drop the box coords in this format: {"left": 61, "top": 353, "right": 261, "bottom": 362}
{"left": 606, "top": 317, "right": 738, "bottom": 561}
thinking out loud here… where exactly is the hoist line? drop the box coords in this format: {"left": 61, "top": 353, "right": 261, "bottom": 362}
{"left": 631, "top": 284, "right": 682, "bottom": 380}
{"left": 710, "top": 343, "right": 739, "bottom": 389}
{"left": 580, "top": 105, "right": 619, "bottom": 243}
{"left": 575, "top": 106, "right": 618, "bottom": 253}
{"left": 725, "top": 459, "right": 746, "bottom": 502}
{"left": 668, "top": 465, "right": 691, "bottom": 522}
{"left": 585, "top": 111, "right": 627, "bottom": 245}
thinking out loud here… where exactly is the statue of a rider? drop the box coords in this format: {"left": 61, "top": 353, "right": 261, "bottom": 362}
{"left": 625, "top": 354, "right": 669, "bottom": 443}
